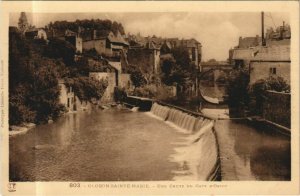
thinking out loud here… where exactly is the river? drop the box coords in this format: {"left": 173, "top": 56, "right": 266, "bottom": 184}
{"left": 10, "top": 108, "right": 186, "bottom": 181}
{"left": 9, "top": 104, "right": 290, "bottom": 181}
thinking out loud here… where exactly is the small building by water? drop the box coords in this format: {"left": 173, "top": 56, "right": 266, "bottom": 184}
{"left": 58, "top": 79, "right": 76, "bottom": 112}
{"left": 88, "top": 58, "right": 132, "bottom": 102}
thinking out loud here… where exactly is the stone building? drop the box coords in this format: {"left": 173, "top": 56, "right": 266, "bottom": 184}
{"left": 58, "top": 80, "right": 76, "bottom": 112}
{"left": 249, "top": 44, "right": 290, "bottom": 85}
{"left": 229, "top": 23, "right": 291, "bottom": 69}
{"left": 25, "top": 28, "right": 48, "bottom": 40}
{"left": 88, "top": 58, "right": 132, "bottom": 102}
{"left": 82, "top": 30, "right": 129, "bottom": 57}
{"left": 161, "top": 38, "right": 202, "bottom": 69}
{"left": 65, "top": 29, "right": 83, "bottom": 53}
{"left": 127, "top": 41, "right": 161, "bottom": 74}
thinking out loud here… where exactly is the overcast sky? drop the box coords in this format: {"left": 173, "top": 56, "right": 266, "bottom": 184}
{"left": 10, "top": 12, "right": 289, "bottom": 61}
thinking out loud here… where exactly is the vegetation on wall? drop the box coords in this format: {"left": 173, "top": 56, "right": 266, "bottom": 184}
{"left": 9, "top": 31, "right": 65, "bottom": 125}
{"left": 64, "top": 77, "right": 108, "bottom": 102}
{"left": 248, "top": 76, "right": 290, "bottom": 114}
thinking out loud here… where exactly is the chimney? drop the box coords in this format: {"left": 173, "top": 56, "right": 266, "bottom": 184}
{"left": 261, "top": 12, "right": 266, "bottom": 46}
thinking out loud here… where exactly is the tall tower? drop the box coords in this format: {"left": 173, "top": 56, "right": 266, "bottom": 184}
{"left": 18, "top": 12, "right": 29, "bottom": 33}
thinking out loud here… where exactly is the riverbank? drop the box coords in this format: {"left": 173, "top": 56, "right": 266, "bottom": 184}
{"left": 199, "top": 107, "right": 291, "bottom": 180}
{"left": 9, "top": 123, "right": 36, "bottom": 137}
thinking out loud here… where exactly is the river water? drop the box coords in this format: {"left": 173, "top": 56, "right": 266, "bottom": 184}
{"left": 10, "top": 108, "right": 187, "bottom": 181}
{"left": 10, "top": 105, "right": 290, "bottom": 181}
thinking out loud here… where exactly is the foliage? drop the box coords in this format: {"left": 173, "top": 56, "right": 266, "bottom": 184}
{"left": 248, "top": 76, "right": 290, "bottom": 114}
{"left": 9, "top": 30, "right": 66, "bottom": 125}
{"left": 65, "top": 77, "right": 108, "bottom": 101}
{"left": 114, "top": 87, "right": 127, "bottom": 102}
{"left": 45, "top": 38, "right": 76, "bottom": 66}
{"left": 9, "top": 84, "right": 36, "bottom": 125}
{"left": 126, "top": 65, "right": 147, "bottom": 88}
{"left": 133, "top": 85, "right": 157, "bottom": 98}
{"left": 207, "top": 58, "right": 217, "bottom": 63}
{"left": 132, "top": 84, "right": 175, "bottom": 100}
{"left": 160, "top": 47, "right": 195, "bottom": 91}
{"left": 225, "top": 67, "right": 250, "bottom": 107}
{"left": 48, "top": 19, "right": 125, "bottom": 35}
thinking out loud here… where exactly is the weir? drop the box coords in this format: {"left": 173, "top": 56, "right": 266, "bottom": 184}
{"left": 149, "top": 102, "right": 221, "bottom": 181}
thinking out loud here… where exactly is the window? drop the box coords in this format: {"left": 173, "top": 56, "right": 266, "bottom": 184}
{"left": 269, "top": 67, "right": 277, "bottom": 75}
{"left": 192, "top": 48, "right": 196, "bottom": 61}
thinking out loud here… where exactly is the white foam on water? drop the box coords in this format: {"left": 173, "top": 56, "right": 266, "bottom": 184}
{"left": 131, "top": 107, "right": 139, "bottom": 112}
{"left": 148, "top": 103, "right": 219, "bottom": 181}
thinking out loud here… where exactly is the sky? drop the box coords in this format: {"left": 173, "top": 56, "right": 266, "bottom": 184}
{"left": 10, "top": 12, "right": 290, "bottom": 61}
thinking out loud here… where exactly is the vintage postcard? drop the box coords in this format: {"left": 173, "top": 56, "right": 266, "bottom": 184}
{"left": 0, "top": 1, "right": 299, "bottom": 195}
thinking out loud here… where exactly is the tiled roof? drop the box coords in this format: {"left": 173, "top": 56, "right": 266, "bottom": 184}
{"left": 107, "top": 31, "right": 129, "bottom": 45}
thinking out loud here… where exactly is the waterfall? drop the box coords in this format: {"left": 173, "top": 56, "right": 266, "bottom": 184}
{"left": 150, "top": 102, "right": 170, "bottom": 120}
{"left": 149, "top": 102, "right": 220, "bottom": 181}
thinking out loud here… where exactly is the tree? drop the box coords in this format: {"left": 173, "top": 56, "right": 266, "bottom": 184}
{"left": 27, "top": 60, "right": 64, "bottom": 122}
{"left": 249, "top": 76, "right": 290, "bottom": 115}
{"left": 65, "top": 77, "right": 108, "bottom": 101}
{"left": 207, "top": 58, "right": 217, "bottom": 63}
{"left": 45, "top": 38, "right": 76, "bottom": 66}
{"left": 160, "top": 46, "right": 195, "bottom": 93}
{"left": 18, "top": 12, "right": 29, "bottom": 33}
{"left": 226, "top": 67, "right": 250, "bottom": 108}
{"left": 130, "top": 69, "right": 147, "bottom": 88}
{"left": 9, "top": 29, "right": 65, "bottom": 125}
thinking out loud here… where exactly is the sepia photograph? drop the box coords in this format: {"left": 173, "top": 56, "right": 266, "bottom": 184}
{"left": 1, "top": 1, "right": 299, "bottom": 195}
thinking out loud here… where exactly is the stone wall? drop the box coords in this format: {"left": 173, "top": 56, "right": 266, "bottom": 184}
{"left": 127, "top": 48, "right": 159, "bottom": 74}
{"left": 89, "top": 72, "right": 116, "bottom": 102}
{"left": 59, "top": 82, "right": 76, "bottom": 112}
{"left": 262, "top": 90, "right": 291, "bottom": 128}
{"left": 83, "top": 39, "right": 112, "bottom": 56}
{"left": 249, "top": 61, "right": 290, "bottom": 84}
{"left": 119, "top": 74, "right": 132, "bottom": 90}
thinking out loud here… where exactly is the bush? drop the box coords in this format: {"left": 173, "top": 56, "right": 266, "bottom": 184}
{"left": 132, "top": 84, "right": 175, "bottom": 100}
{"left": 226, "top": 68, "right": 250, "bottom": 107}
{"left": 133, "top": 85, "right": 157, "bottom": 98}
{"left": 249, "top": 76, "right": 290, "bottom": 115}
{"left": 65, "top": 77, "right": 108, "bottom": 102}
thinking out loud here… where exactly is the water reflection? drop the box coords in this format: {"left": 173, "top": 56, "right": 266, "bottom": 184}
{"left": 216, "top": 119, "right": 290, "bottom": 180}
{"left": 9, "top": 108, "right": 185, "bottom": 181}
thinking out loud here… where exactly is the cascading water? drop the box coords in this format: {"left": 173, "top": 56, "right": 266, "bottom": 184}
{"left": 148, "top": 102, "right": 221, "bottom": 181}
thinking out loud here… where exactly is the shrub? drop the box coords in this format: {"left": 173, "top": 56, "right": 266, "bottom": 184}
{"left": 133, "top": 85, "right": 157, "bottom": 98}
{"left": 132, "top": 84, "right": 175, "bottom": 100}
{"left": 226, "top": 68, "right": 250, "bottom": 107}
{"left": 249, "top": 76, "right": 290, "bottom": 115}
{"left": 65, "top": 77, "right": 108, "bottom": 102}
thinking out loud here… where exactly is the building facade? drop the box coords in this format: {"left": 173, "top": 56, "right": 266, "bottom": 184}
{"left": 25, "top": 28, "right": 48, "bottom": 40}
{"left": 249, "top": 44, "right": 290, "bottom": 85}
{"left": 127, "top": 41, "right": 161, "bottom": 74}
{"left": 82, "top": 30, "right": 129, "bottom": 57}
{"left": 59, "top": 80, "right": 76, "bottom": 112}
